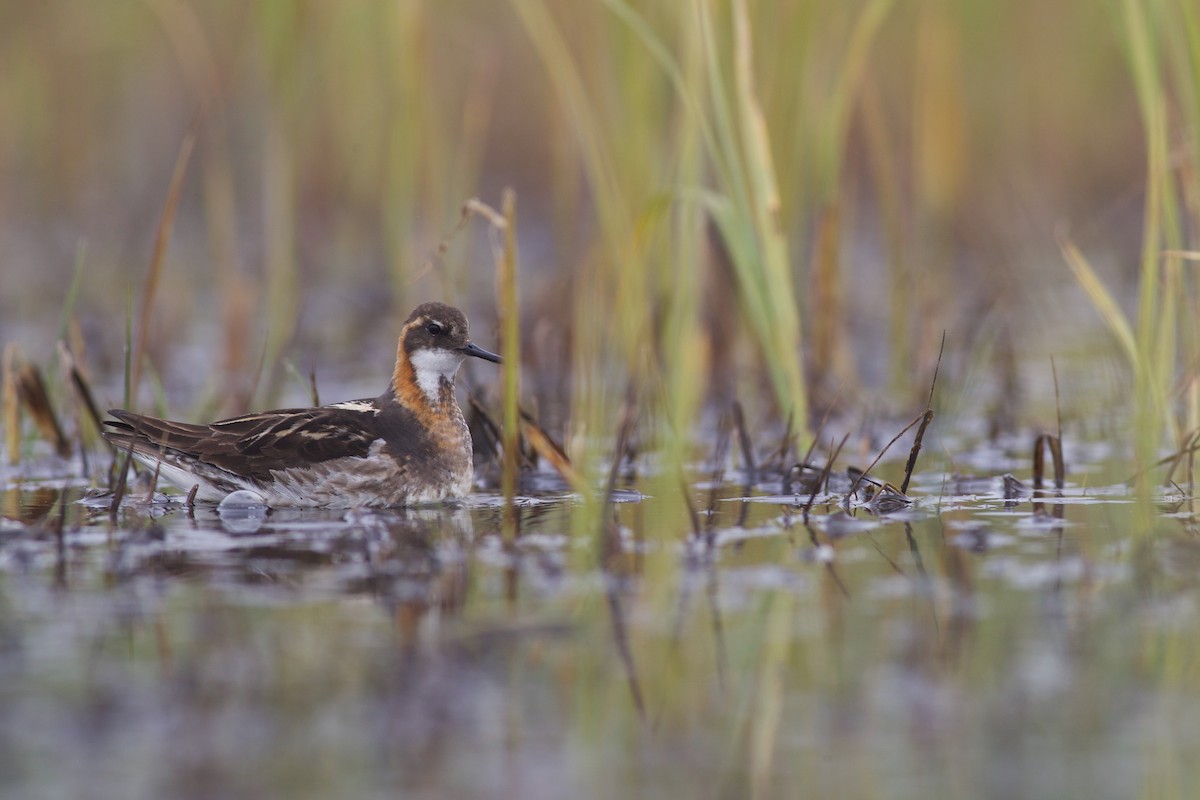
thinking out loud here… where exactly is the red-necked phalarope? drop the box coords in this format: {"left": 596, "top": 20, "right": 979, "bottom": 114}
{"left": 103, "top": 302, "right": 501, "bottom": 508}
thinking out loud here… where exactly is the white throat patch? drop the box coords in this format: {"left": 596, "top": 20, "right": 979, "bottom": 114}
{"left": 409, "top": 348, "right": 465, "bottom": 402}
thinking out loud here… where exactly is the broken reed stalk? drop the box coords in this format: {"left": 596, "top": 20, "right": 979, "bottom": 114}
{"left": 56, "top": 343, "right": 88, "bottom": 475}
{"left": 705, "top": 411, "right": 733, "bottom": 533}
{"left": 899, "top": 331, "right": 945, "bottom": 494}
{"left": 732, "top": 400, "right": 757, "bottom": 484}
{"left": 519, "top": 409, "right": 590, "bottom": 498}
{"left": 604, "top": 385, "right": 639, "bottom": 510}
{"left": 804, "top": 433, "right": 849, "bottom": 521}
{"left": 847, "top": 330, "right": 944, "bottom": 498}
{"left": 764, "top": 410, "right": 793, "bottom": 470}
{"left": 110, "top": 424, "right": 142, "bottom": 523}
{"left": 1032, "top": 433, "right": 1065, "bottom": 495}
{"left": 58, "top": 343, "right": 105, "bottom": 440}
{"left": 1163, "top": 429, "right": 1200, "bottom": 490}
{"left": 680, "top": 477, "right": 703, "bottom": 541}
{"left": 598, "top": 385, "right": 638, "bottom": 563}
{"left": 1031, "top": 431, "right": 1065, "bottom": 520}
{"left": 459, "top": 194, "right": 522, "bottom": 523}
{"left": 417, "top": 197, "right": 491, "bottom": 284}
{"left": 130, "top": 127, "right": 196, "bottom": 407}
{"left": 1190, "top": 431, "right": 1197, "bottom": 500}
{"left": 15, "top": 362, "right": 70, "bottom": 458}
{"left": 1126, "top": 431, "right": 1200, "bottom": 485}
{"left": 899, "top": 410, "right": 934, "bottom": 495}
{"left": 784, "top": 392, "right": 842, "bottom": 494}
{"left": 926, "top": 330, "right": 946, "bottom": 408}
{"left": 3, "top": 344, "right": 18, "bottom": 465}
{"left": 846, "top": 412, "right": 927, "bottom": 499}
{"left": 597, "top": 384, "right": 641, "bottom": 562}
{"left": 466, "top": 393, "right": 503, "bottom": 463}
{"left": 145, "top": 460, "right": 162, "bottom": 503}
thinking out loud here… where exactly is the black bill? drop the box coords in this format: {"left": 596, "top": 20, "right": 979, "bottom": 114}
{"left": 461, "top": 342, "right": 503, "bottom": 364}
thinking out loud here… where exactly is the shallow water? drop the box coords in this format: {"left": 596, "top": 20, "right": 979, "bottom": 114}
{"left": 1, "top": 450, "right": 1199, "bottom": 799}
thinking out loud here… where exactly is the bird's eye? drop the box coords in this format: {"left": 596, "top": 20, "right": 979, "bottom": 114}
{"left": 426, "top": 322, "right": 444, "bottom": 336}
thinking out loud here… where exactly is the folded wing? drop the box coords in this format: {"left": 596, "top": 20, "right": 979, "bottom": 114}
{"left": 104, "top": 405, "right": 381, "bottom": 483}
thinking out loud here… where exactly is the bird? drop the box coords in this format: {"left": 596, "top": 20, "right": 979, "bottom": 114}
{"left": 102, "top": 302, "right": 502, "bottom": 508}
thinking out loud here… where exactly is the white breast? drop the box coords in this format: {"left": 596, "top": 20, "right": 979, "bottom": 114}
{"left": 409, "top": 348, "right": 467, "bottom": 402}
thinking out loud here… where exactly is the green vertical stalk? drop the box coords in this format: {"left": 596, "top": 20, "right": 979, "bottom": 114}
{"left": 58, "top": 242, "right": 87, "bottom": 346}
{"left": 511, "top": 0, "right": 641, "bottom": 557}
{"left": 499, "top": 190, "right": 521, "bottom": 534}
{"left": 1170, "top": 0, "right": 1200, "bottom": 478}
{"left": 1121, "top": 0, "right": 1182, "bottom": 496}
{"left": 660, "top": 3, "right": 706, "bottom": 490}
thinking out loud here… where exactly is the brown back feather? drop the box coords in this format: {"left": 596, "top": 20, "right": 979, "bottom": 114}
{"left": 104, "top": 406, "right": 381, "bottom": 483}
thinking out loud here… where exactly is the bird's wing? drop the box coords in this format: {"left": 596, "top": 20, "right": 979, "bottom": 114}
{"left": 104, "top": 404, "right": 382, "bottom": 482}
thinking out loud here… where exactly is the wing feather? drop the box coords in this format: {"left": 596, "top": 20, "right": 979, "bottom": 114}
{"left": 104, "top": 404, "right": 382, "bottom": 482}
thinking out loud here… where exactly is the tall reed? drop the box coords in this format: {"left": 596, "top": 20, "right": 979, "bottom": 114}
{"left": 497, "top": 191, "right": 521, "bottom": 531}
{"left": 1063, "top": 0, "right": 1199, "bottom": 498}
{"left": 513, "top": 0, "right": 827, "bottom": 466}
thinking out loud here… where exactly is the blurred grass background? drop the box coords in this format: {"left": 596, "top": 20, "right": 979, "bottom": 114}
{"left": 0, "top": 0, "right": 1197, "bottom": 467}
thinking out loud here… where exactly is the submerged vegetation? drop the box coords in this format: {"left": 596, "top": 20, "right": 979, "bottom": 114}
{"left": 2, "top": 0, "right": 1200, "bottom": 797}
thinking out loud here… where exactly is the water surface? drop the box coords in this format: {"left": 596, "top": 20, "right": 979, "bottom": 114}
{"left": 0, "top": 451, "right": 1196, "bottom": 799}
